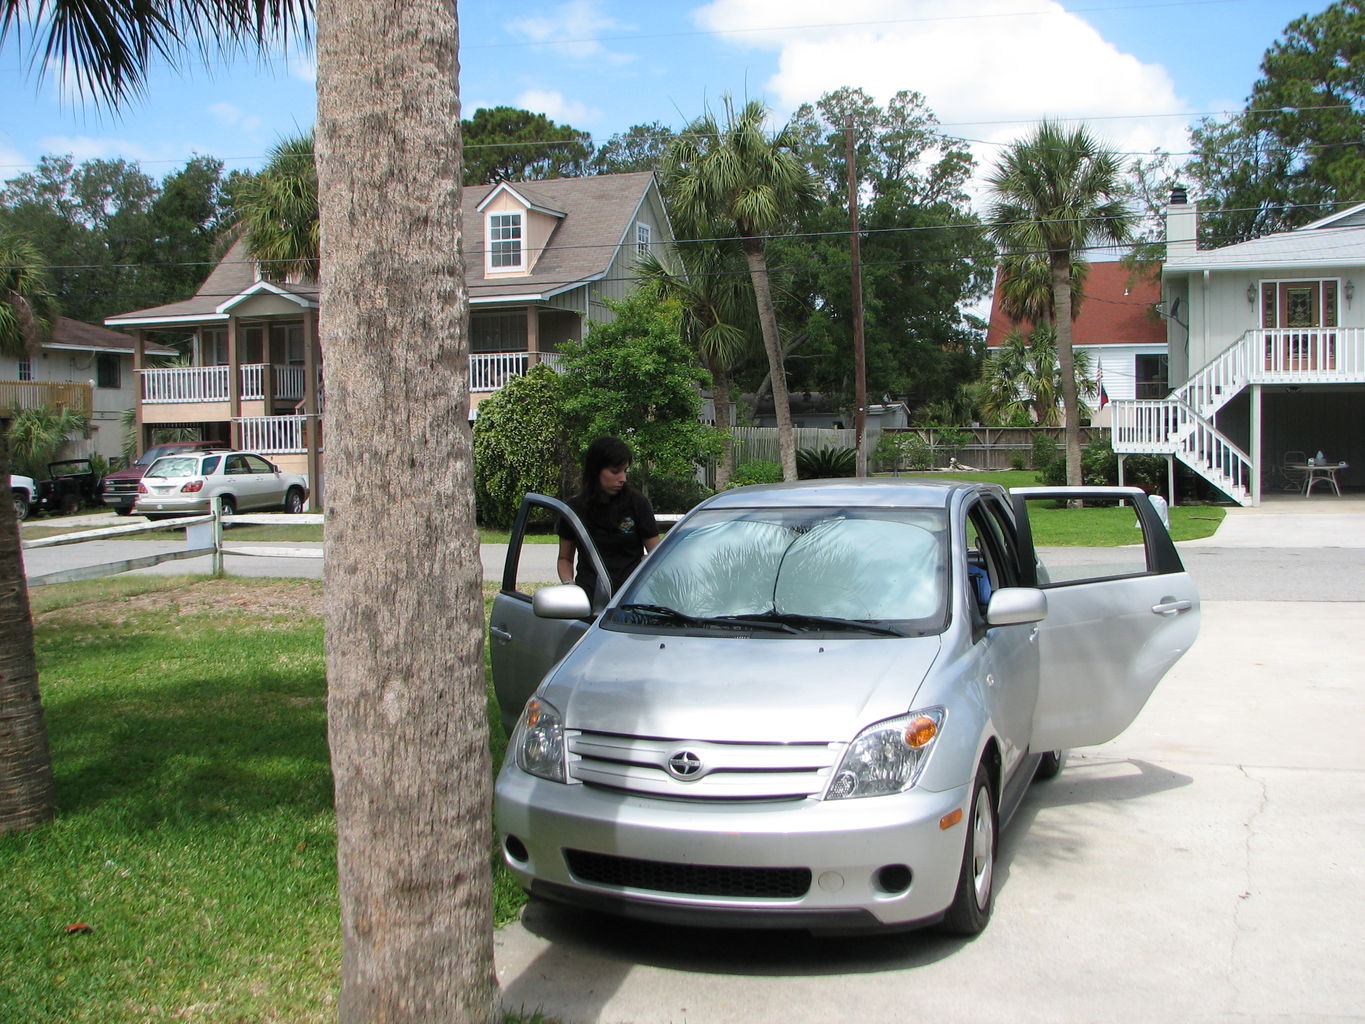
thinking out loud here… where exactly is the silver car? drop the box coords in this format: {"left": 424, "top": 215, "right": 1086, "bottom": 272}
{"left": 135, "top": 450, "right": 309, "bottom": 518}
{"left": 492, "top": 480, "right": 1199, "bottom": 934}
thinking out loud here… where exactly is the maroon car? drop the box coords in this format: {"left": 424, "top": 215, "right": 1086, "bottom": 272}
{"left": 100, "top": 440, "right": 229, "bottom": 515}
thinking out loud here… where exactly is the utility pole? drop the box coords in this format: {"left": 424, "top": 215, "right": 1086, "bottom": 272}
{"left": 846, "top": 122, "right": 868, "bottom": 477}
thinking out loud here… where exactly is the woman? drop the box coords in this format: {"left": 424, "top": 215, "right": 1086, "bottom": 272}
{"left": 557, "top": 436, "right": 661, "bottom": 597}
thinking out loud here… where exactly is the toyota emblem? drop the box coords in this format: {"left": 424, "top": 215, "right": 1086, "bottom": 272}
{"left": 666, "top": 750, "right": 704, "bottom": 781}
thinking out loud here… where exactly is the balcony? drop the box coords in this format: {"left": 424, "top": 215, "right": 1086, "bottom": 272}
{"left": 469, "top": 351, "right": 562, "bottom": 393}
{"left": 0, "top": 379, "right": 92, "bottom": 414}
{"left": 141, "top": 363, "right": 311, "bottom": 404}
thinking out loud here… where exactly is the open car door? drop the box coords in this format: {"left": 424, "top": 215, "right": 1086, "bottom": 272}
{"left": 1011, "top": 486, "right": 1200, "bottom": 751}
{"left": 489, "top": 494, "right": 610, "bottom": 736}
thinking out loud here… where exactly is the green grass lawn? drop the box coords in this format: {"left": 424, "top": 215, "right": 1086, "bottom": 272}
{"left": 1, "top": 576, "right": 530, "bottom": 1024}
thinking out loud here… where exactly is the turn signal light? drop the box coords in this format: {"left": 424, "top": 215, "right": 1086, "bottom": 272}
{"left": 940, "top": 808, "right": 963, "bottom": 830}
{"left": 904, "top": 715, "right": 939, "bottom": 749}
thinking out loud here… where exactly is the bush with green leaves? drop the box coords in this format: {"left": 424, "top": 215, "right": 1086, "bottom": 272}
{"left": 640, "top": 471, "right": 713, "bottom": 514}
{"left": 902, "top": 433, "right": 932, "bottom": 471}
{"left": 932, "top": 426, "right": 974, "bottom": 465}
{"left": 728, "top": 460, "right": 783, "bottom": 488}
{"left": 1007, "top": 447, "right": 1029, "bottom": 471}
{"left": 472, "top": 364, "right": 572, "bottom": 528}
{"left": 1031, "top": 432, "right": 1061, "bottom": 472}
{"left": 796, "top": 445, "right": 856, "bottom": 479}
{"left": 6, "top": 405, "right": 90, "bottom": 479}
{"left": 558, "top": 292, "right": 722, "bottom": 490}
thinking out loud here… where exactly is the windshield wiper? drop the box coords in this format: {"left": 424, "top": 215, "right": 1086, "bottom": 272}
{"left": 618, "top": 603, "right": 707, "bottom": 626}
{"left": 732, "top": 610, "right": 907, "bottom": 637}
{"left": 620, "top": 604, "right": 796, "bottom": 633}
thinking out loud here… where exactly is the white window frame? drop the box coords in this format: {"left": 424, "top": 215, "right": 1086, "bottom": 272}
{"left": 636, "top": 222, "right": 651, "bottom": 258}
{"left": 488, "top": 212, "right": 524, "bottom": 272}
{"left": 17, "top": 359, "right": 33, "bottom": 382}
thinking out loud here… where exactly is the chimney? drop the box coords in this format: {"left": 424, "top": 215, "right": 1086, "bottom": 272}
{"left": 1166, "top": 186, "right": 1197, "bottom": 258}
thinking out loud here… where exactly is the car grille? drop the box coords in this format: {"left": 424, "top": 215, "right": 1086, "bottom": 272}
{"left": 564, "top": 849, "right": 811, "bottom": 899}
{"left": 105, "top": 479, "right": 140, "bottom": 495}
{"left": 567, "top": 730, "right": 842, "bottom": 800}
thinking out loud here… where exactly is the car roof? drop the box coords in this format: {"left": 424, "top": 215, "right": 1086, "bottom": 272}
{"left": 698, "top": 477, "right": 1004, "bottom": 511}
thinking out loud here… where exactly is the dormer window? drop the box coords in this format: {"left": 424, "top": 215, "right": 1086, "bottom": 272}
{"left": 489, "top": 212, "right": 524, "bottom": 271}
{"left": 637, "top": 222, "right": 651, "bottom": 257}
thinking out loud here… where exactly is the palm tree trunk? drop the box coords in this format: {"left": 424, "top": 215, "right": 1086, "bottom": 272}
{"left": 741, "top": 237, "right": 797, "bottom": 481}
{"left": 316, "top": 0, "right": 497, "bottom": 1020}
{"left": 1051, "top": 254, "right": 1083, "bottom": 487}
{"left": 0, "top": 432, "right": 53, "bottom": 834}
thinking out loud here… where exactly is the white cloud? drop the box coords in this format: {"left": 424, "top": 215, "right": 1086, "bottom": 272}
{"left": 694, "top": 0, "right": 1192, "bottom": 171}
{"left": 509, "top": 0, "right": 635, "bottom": 64}
{"left": 288, "top": 48, "right": 317, "bottom": 84}
{"left": 209, "top": 103, "right": 263, "bottom": 134}
{"left": 37, "top": 135, "right": 179, "bottom": 165}
{"left": 517, "top": 89, "right": 602, "bottom": 126}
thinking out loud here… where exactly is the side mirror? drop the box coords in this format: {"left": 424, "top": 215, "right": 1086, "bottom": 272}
{"left": 532, "top": 583, "right": 592, "bottom": 620}
{"left": 985, "top": 587, "right": 1047, "bottom": 627}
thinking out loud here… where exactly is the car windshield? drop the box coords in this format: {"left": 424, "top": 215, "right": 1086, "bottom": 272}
{"left": 144, "top": 457, "right": 202, "bottom": 479}
{"left": 611, "top": 506, "right": 949, "bottom": 636}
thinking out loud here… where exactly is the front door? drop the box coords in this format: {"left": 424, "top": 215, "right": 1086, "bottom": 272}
{"left": 1262, "top": 280, "right": 1339, "bottom": 372}
{"left": 1011, "top": 487, "right": 1200, "bottom": 751}
{"left": 489, "top": 494, "right": 611, "bottom": 735}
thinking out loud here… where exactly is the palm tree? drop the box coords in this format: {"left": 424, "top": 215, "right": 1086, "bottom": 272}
{"left": 636, "top": 237, "right": 756, "bottom": 488}
{"left": 986, "top": 121, "right": 1131, "bottom": 485}
{"left": 0, "top": 230, "right": 58, "bottom": 832}
{"left": 5, "top": 4, "right": 499, "bottom": 1021}
{"left": 663, "top": 98, "right": 816, "bottom": 482}
{"left": 237, "top": 130, "right": 320, "bottom": 282}
{"left": 980, "top": 324, "right": 1095, "bottom": 426}
{"left": 996, "top": 251, "right": 1088, "bottom": 325}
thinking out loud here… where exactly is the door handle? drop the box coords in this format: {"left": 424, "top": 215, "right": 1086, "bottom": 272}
{"left": 1151, "top": 598, "right": 1192, "bottom": 616}
{"left": 1028, "top": 626, "right": 1039, "bottom": 644}
{"left": 489, "top": 625, "right": 512, "bottom": 642}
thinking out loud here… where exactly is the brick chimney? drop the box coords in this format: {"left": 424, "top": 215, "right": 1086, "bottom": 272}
{"left": 1166, "top": 186, "right": 1197, "bottom": 258}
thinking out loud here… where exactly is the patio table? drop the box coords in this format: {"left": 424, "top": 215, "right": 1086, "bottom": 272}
{"left": 1287, "top": 461, "right": 1348, "bottom": 496}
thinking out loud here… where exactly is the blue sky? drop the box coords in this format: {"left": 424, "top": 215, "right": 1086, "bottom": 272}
{"left": 0, "top": 0, "right": 1330, "bottom": 185}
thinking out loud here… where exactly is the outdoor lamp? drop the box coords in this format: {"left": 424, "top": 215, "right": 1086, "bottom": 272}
{"left": 1246, "top": 283, "right": 1257, "bottom": 304}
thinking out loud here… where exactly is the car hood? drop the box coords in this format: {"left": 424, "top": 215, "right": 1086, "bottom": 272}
{"left": 540, "top": 627, "right": 942, "bottom": 744}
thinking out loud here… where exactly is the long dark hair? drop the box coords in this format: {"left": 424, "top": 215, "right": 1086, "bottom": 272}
{"left": 580, "top": 435, "right": 634, "bottom": 503}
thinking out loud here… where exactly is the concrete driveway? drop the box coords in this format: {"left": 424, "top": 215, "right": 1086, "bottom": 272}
{"left": 492, "top": 499, "right": 1365, "bottom": 1024}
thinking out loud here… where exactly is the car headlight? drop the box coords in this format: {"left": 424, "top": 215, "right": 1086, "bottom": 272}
{"left": 515, "top": 697, "right": 566, "bottom": 783}
{"left": 825, "top": 708, "right": 945, "bottom": 800}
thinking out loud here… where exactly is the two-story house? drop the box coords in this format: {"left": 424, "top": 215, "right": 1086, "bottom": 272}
{"left": 104, "top": 170, "right": 676, "bottom": 506}
{"left": 1, "top": 317, "right": 176, "bottom": 462}
{"left": 1112, "top": 190, "right": 1365, "bottom": 505}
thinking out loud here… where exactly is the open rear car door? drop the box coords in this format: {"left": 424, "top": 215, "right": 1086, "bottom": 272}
{"left": 1011, "top": 486, "right": 1200, "bottom": 751}
{"left": 489, "top": 494, "right": 610, "bottom": 736}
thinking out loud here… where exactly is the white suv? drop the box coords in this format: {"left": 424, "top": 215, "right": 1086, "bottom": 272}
{"left": 135, "top": 451, "right": 309, "bottom": 518}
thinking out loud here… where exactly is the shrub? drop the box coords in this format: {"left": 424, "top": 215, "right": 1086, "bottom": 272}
{"left": 1007, "top": 447, "right": 1029, "bottom": 471}
{"left": 1031, "top": 432, "right": 1060, "bottom": 472}
{"left": 472, "top": 364, "right": 571, "bottom": 529}
{"left": 932, "top": 426, "right": 974, "bottom": 465}
{"left": 641, "top": 471, "right": 713, "bottom": 515}
{"left": 872, "top": 433, "right": 904, "bottom": 472}
{"left": 902, "top": 433, "right": 933, "bottom": 471}
{"left": 728, "top": 460, "right": 783, "bottom": 488}
{"left": 796, "top": 445, "right": 856, "bottom": 479}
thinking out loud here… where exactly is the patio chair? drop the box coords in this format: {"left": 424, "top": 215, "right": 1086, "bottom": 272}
{"left": 1281, "top": 450, "right": 1307, "bottom": 491}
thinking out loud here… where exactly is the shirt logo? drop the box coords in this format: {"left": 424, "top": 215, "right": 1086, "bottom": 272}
{"left": 618, "top": 516, "right": 636, "bottom": 534}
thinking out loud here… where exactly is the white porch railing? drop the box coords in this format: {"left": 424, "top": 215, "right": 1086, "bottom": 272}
{"left": 1111, "top": 326, "right": 1365, "bottom": 505}
{"left": 237, "top": 414, "right": 316, "bottom": 454}
{"left": 469, "top": 351, "right": 562, "bottom": 392}
{"left": 142, "top": 364, "right": 313, "bottom": 404}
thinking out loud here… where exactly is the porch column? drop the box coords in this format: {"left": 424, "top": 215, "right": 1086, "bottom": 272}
{"left": 132, "top": 329, "right": 146, "bottom": 457}
{"left": 227, "top": 318, "right": 241, "bottom": 448}
{"left": 1250, "top": 383, "right": 1263, "bottom": 506}
{"left": 526, "top": 306, "right": 540, "bottom": 367}
{"left": 303, "top": 308, "right": 321, "bottom": 511}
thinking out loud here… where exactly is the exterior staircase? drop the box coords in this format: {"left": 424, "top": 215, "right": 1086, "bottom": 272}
{"left": 1111, "top": 326, "right": 1365, "bottom": 506}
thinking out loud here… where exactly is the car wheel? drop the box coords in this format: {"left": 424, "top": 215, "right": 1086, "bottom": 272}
{"left": 1034, "top": 750, "right": 1066, "bottom": 781}
{"left": 113, "top": 506, "right": 132, "bottom": 517}
{"left": 218, "top": 495, "right": 237, "bottom": 518}
{"left": 59, "top": 493, "right": 80, "bottom": 515}
{"left": 12, "top": 493, "right": 30, "bottom": 522}
{"left": 283, "top": 487, "right": 305, "bottom": 514}
{"left": 941, "top": 762, "right": 996, "bottom": 936}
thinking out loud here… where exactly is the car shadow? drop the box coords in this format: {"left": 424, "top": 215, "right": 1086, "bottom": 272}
{"left": 502, "top": 754, "right": 1194, "bottom": 1021}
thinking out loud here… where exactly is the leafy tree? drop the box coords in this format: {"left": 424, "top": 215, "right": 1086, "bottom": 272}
{"left": 1186, "top": 1, "right": 1365, "bottom": 244}
{"left": 472, "top": 364, "right": 571, "bottom": 528}
{"left": 636, "top": 237, "right": 756, "bottom": 488}
{"left": 557, "top": 292, "right": 720, "bottom": 491}
{"left": 6, "top": 405, "right": 90, "bottom": 478}
{"left": 979, "top": 324, "right": 1095, "bottom": 426}
{"left": 986, "top": 121, "right": 1131, "bottom": 485}
{"left": 237, "top": 130, "right": 320, "bottom": 281}
{"left": 0, "top": 229, "right": 57, "bottom": 831}
{"left": 591, "top": 122, "right": 676, "bottom": 174}
{"left": 663, "top": 97, "right": 816, "bottom": 482}
{"left": 773, "top": 87, "right": 993, "bottom": 414}
{"left": 461, "top": 106, "right": 593, "bottom": 184}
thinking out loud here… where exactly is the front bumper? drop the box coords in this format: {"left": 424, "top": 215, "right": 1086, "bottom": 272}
{"left": 495, "top": 761, "right": 971, "bottom": 930}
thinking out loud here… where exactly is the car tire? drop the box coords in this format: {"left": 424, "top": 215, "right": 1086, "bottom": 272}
{"left": 12, "top": 492, "right": 30, "bottom": 522}
{"left": 218, "top": 495, "right": 237, "bottom": 524}
{"left": 59, "top": 493, "right": 80, "bottom": 515}
{"left": 113, "top": 506, "right": 133, "bottom": 517}
{"left": 1034, "top": 750, "right": 1066, "bottom": 781}
{"left": 283, "top": 487, "right": 305, "bottom": 514}
{"left": 941, "top": 762, "right": 996, "bottom": 936}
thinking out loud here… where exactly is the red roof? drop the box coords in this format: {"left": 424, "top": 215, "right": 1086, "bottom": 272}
{"left": 984, "top": 262, "right": 1165, "bottom": 348}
